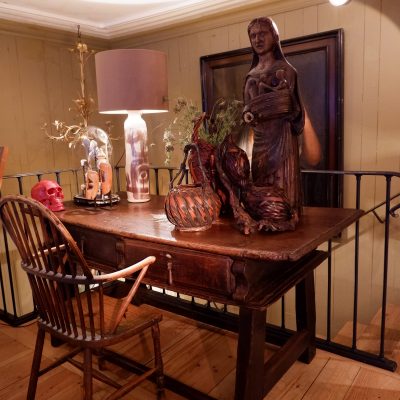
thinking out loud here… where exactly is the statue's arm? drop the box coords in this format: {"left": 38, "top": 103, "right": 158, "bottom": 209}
{"left": 284, "top": 65, "right": 305, "bottom": 134}
{"left": 243, "top": 75, "right": 256, "bottom": 124}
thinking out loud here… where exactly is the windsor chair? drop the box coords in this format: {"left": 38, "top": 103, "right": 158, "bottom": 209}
{"left": 0, "top": 195, "right": 164, "bottom": 399}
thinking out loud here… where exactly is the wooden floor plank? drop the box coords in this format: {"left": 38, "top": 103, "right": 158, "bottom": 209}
{"left": 2, "top": 303, "right": 400, "bottom": 400}
{"left": 302, "top": 358, "right": 360, "bottom": 400}
{"left": 0, "top": 367, "right": 84, "bottom": 400}
{"left": 344, "top": 367, "right": 400, "bottom": 400}
{"left": 207, "top": 340, "right": 278, "bottom": 399}
{"left": 108, "top": 304, "right": 199, "bottom": 366}
{"left": 264, "top": 356, "right": 329, "bottom": 400}
{"left": 162, "top": 326, "right": 237, "bottom": 393}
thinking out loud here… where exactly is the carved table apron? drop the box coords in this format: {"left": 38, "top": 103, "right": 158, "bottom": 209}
{"left": 58, "top": 196, "right": 363, "bottom": 400}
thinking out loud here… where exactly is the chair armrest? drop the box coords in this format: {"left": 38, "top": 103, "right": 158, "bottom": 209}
{"left": 92, "top": 256, "right": 156, "bottom": 283}
{"left": 94, "top": 255, "right": 156, "bottom": 334}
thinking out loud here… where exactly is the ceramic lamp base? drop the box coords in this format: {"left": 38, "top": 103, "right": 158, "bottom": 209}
{"left": 124, "top": 111, "right": 150, "bottom": 203}
{"left": 127, "top": 192, "right": 150, "bottom": 203}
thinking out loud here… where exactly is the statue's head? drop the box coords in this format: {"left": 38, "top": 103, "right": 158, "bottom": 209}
{"left": 247, "top": 17, "right": 284, "bottom": 67}
{"left": 248, "top": 17, "right": 280, "bottom": 45}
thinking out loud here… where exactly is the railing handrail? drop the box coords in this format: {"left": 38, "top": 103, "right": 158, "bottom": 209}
{"left": 3, "top": 168, "right": 80, "bottom": 179}
{"left": 301, "top": 168, "right": 400, "bottom": 178}
{"left": 5, "top": 167, "right": 400, "bottom": 179}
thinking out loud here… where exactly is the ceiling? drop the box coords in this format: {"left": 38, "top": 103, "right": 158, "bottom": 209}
{"left": 0, "top": 0, "right": 268, "bottom": 39}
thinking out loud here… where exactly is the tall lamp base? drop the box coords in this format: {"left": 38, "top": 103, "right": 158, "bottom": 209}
{"left": 124, "top": 111, "right": 150, "bottom": 203}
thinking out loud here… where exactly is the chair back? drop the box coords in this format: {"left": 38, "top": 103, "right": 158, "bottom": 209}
{"left": 0, "top": 195, "right": 108, "bottom": 341}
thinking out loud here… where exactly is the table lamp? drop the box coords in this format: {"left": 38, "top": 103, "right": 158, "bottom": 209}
{"left": 95, "top": 49, "right": 168, "bottom": 202}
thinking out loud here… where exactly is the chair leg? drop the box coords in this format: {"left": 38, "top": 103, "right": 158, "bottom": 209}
{"left": 27, "top": 327, "right": 45, "bottom": 400}
{"left": 83, "top": 348, "right": 93, "bottom": 400}
{"left": 151, "top": 323, "right": 165, "bottom": 396}
{"left": 98, "top": 356, "right": 107, "bottom": 371}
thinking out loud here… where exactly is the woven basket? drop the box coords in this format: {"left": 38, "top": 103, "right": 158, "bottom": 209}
{"left": 165, "top": 144, "right": 220, "bottom": 231}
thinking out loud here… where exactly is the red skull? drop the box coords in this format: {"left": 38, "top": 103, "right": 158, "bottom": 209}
{"left": 31, "top": 180, "right": 65, "bottom": 212}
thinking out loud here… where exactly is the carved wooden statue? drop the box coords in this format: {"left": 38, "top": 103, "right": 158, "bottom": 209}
{"left": 215, "top": 17, "right": 321, "bottom": 234}
{"left": 243, "top": 17, "right": 305, "bottom": 225}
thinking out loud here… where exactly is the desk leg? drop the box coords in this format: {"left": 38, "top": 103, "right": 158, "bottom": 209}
{"left": 296, "top": 271, "right": 316, "bottom": 363}
{"left": 234, "top": 307, "right": 266, "bottom": 400}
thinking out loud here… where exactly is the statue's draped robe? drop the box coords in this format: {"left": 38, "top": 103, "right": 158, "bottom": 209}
{"left": 244, "top": 59, "right": 305, "bottom": 213}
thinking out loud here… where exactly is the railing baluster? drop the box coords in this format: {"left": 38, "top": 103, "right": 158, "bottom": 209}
{"left": 2, "top": 226, "right": 18, "bottom": 318}
{"left": 73, "top": 169, "right": 80, "bottom": 194}
{"left": 154, "top": 168, "right": 160, "bottom": 195}
{"left": 0, "top": 228, "right": 9, "bottom": 315}
{"left": 326, "top": 239, "right": 332, "bottom": 342}
{"left": 115, "top": 166, "right": 122, "bottom": 192}
{"left": 17, "top": 177, "right": 23, "bottom": 194}
{"left": 380, "top": 175, "right": 392, "bottom": 358}
{"left": 55, "top": 171, "right": 61, "bottom": 185}
{"left": 281, "top": 296, "right": 286, "bottom": 329}
{"left": 352, "top": 174, "right": 362, "bottom": 349}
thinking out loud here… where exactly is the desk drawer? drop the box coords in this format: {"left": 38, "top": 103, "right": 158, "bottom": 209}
{"left": 121, "top": 239, "right": 235, "bottom": 297}
{"left": 66, "top": 225, "right": 119, "bottom": 271}
{"left": 66, "top": 225, "right": 235, "bottom": 298}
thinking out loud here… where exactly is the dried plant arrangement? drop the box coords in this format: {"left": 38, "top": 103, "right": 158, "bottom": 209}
{"left": 42, "top": 26, "right": 112, "bottom": 156}
{"left": 163, "top": 97, "right": 243, "bottom": 165}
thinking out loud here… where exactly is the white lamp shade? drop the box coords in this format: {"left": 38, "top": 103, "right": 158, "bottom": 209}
{"left": 95, "top": 49, "right": 168, "bottom": 114}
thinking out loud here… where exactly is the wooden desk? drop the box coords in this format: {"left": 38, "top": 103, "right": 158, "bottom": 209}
{"left": 58, "top": 196, "right": 363, "bottom": 400}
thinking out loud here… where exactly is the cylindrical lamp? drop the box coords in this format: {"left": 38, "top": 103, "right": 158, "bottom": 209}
{"left": 95, "top": 49, "right": 168, "bottom": 202}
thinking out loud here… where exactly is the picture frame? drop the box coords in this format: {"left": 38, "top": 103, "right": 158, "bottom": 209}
{"left": 200, "top": 29, "right": 344, "bottom": 207}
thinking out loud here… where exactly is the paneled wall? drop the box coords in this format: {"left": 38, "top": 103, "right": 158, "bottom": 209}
{"left": 0, "top": 20, "right": 125, "bottom": 197}
{"left": 109, "top": 0, "right": 400, "bottom": 334}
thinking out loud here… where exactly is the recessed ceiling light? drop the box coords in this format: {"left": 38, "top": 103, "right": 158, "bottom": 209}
{"left": 82, "top": 0, "right": 178, "bottom": 4}
{"left": 329, "top": 0, "right": 351, "bottom": 6}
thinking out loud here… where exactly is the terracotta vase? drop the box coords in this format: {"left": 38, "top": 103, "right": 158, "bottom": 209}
{"left": 187, "top": 138, "right": 215, "bottom": 184}
{"left": 187, "top": 115, "right": 229, "bottom": 213}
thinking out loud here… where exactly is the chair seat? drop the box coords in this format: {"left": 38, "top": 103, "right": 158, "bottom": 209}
{"left": 39, "top": 289, "right": 163, "bottom": 348}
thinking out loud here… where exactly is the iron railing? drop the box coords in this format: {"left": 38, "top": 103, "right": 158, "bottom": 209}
{"left": 1, "top": 167, "right": 400, "bottom": 373}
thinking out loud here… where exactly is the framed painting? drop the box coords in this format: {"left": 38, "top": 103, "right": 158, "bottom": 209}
{"left": 200, "top": 29, "right": 344, "bottom": 207}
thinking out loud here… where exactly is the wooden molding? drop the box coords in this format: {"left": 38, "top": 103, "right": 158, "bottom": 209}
{"left": 0, "top": 18, "right": 109, "bottom": 49}
{"left": 2, "top": 0, "right": 326, "bottom": 44}
{"left": 110, "top": 0, "right": 325, "bottom": 47}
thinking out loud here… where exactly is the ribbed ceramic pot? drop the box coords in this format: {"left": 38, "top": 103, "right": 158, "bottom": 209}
{"left": 165, "top": 183, "right": 219, "bottom": 231}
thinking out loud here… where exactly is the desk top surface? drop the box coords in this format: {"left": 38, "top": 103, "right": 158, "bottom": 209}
{"left": 58, "top": 196, "right": 363, "bottom": 262}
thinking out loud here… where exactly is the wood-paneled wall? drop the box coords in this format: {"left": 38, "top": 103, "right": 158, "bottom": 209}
{"left": 0, "top": 20, "right": 125, "bottom": 191}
